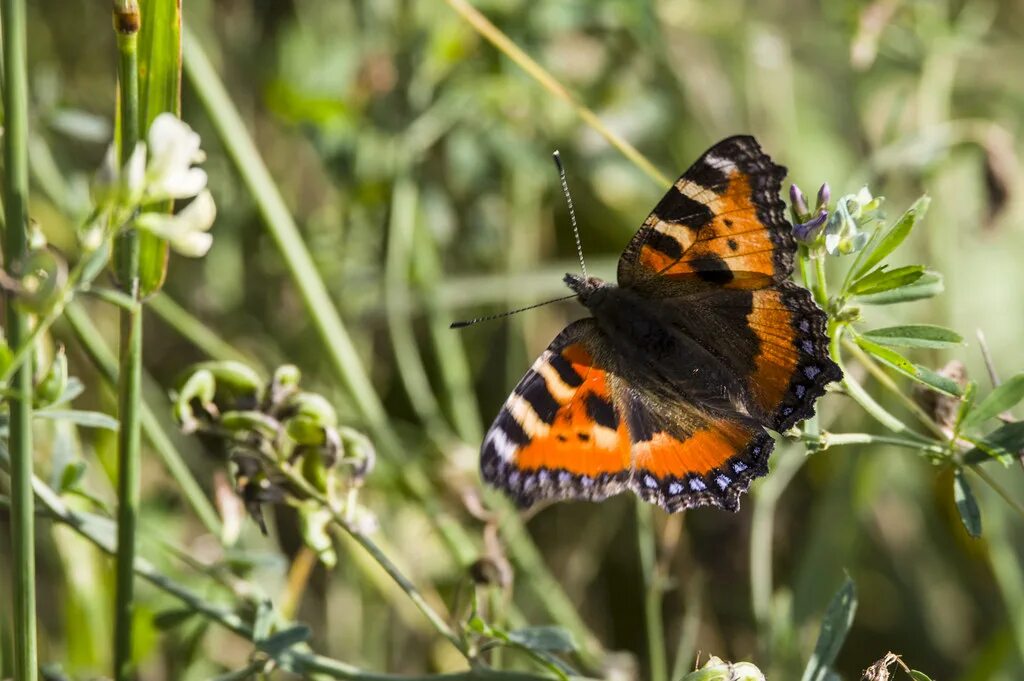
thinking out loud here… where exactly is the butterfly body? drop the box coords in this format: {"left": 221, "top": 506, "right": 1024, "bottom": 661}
{"left": 480, "top": 137, "right": 841, "bottom": 513}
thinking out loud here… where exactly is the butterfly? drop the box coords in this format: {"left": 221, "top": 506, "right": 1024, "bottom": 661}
{"left": 479, "top": 136, "right": 841, "bottom": 512}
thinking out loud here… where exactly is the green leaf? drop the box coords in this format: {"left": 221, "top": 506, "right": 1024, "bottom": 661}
{"left": 252, "top": 599, "right": 274, "bottom": 642}
{"left": 800, "top": 577, "right": 857, "bottom": 681}
{"left": 849, "top": 265, "right": 924, "bottom": 296}
{"left": 137, "top": 0, "right": 182, "bottom": 297}
{"left": 257, "top": 624, "right": 311, "bottom": 659}
{"left": 856, "top": 270, "right": 944, "bottom": 305}
{"left": 909, "top": 670, "right": 934, "bottom": 681}
{"left": 34, "top": 409, "right": 120, "bottom": 431}
{"left": 851, "top": 195, "right": 930, "bottom": 281}
{"left": 962, "top": 374, "right": 1024, "bottom": 430}
{"left": 861, "top": 324, "right": 963, "bottom": 349}
{"left": 58, "top": 460, "right": 87, "bottom": 493}
{"left": 506, "top": 625, "right": 577, "bottom": 653}
{"left": 953, "top": 469, "right": 982, "bottom": 538}
{"left": 963, "top": 422, "right": 1024, "bottom": 464}
{"left": 854, "top": 336, "right": 962, "bottom": 397}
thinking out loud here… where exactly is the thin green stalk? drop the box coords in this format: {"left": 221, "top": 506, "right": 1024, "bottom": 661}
{"left": 636, "top": 500, "right": 667, "bottom": 681}
{"left": 750, "top": 444, "right": 806, "bottom": 651}
{"left": 113, "top": 5, "right": 144, "bottom": 676}
{"left": 812, "top": 253, "right": 829, "bottom": 311}
{"left": 415, "top": 224, "right": 483, "bottom": 445}
{"left": 62, "top": 302, "right": 222, "bottom": 536}
{"left": 148, "top": 293, "right": 261, "bottom": 369}
{"left": 384, "top": 177, "right": 460, "bottom": 447}
{"left": 971, "top": 466, "right": 1024, "bottom": 519}
{"left": 1, "top": 0, "right": 37, "bottom": 673}
{"left": 273, "top": 462, "right": 466, "bottom": 657}
{"left": 443, "top": 0, "right": 669, "bottom": 188}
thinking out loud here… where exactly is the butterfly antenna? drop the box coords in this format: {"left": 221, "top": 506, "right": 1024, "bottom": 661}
{"left": 553, "top": 151, "right": 587, "bottom": 279}
{"left": 449, "top": 293, "right": 579, "bottom": 329}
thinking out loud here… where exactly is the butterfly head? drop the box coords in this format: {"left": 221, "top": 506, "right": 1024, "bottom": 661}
{"left": 563, "top": 273, "right": 609, "bottom": 306}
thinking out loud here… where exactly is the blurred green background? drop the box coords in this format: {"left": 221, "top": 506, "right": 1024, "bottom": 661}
{"left": 5, "top": 0, "right": 1024, "bottom": 678}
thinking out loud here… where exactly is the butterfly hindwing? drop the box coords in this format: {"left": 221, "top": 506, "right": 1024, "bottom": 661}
{"left": 618, "top": 135, "right": 793, "bottom": 293}
{"left": 481, "top": 319, "right": 783, "bottom": 511}
{"left": 481, "top": 319, "right": 632, "bottom": 507}
{"left": 621, "top": 389, "right": 774, "bottom": 512}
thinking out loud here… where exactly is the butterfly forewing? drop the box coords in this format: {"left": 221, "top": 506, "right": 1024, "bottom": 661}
{"left": 618, "top": 135, "right": 793, "bottom": 293}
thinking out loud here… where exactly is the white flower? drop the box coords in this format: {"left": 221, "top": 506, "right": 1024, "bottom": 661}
{"left": 135, "top": 189, "right": 217, "bottom": 257}
{"left": 143, "top": 113, "right": 208, "bottom": 201}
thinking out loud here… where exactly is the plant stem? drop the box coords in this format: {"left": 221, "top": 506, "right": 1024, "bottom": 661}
{"left": 798, "top": 431, "right": 945, "bottom": 455}
{"left": 112, "top": 3, "right": 143, "bottom": 677}
{"left": 273, "top": 462, "right": 466, "bottom": 656}
{"left": 971, "top": 466, "right": 1024, "bottom": 519}
{"left": 812, "top": 252, "right": 829, "bottom": 310}
{"left": 750, "top": 444, "right": 806, "bottom": 653}
{"left": 148, "top": 292, "right": 262, "bottom": 369}
{"left": 443, "top": 0, "right": 670, "bottom": 188}
{"left": 1, "top": 0, "right": 37, "bottom": 673}
{"left": 636, "top": 500, "right": 667, "bottom": 681}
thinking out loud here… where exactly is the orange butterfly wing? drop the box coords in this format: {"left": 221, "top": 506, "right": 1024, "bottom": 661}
{"left": 481, "top": 320, "right": 776, "bottom": 511}
{"left": 618, "top": 135, "right": 793, "bottom": 292}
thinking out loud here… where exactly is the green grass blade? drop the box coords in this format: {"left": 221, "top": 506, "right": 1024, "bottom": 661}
{"left": 800, "top": 576, "right": 857, "bottom": 681}
{"left": 0, "top": 0, "right": 38, "bottom": 674}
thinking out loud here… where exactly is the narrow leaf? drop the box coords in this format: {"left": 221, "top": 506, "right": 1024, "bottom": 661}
{"left": 153, "top": 608, "right": 195, "bottom": 630}
{"left": 137, "top": 0, "right": 182, "bottom": 297}
{"left": 909, "top": 670, "right": 935, "bottom": 681}
{"left": 506, "top": 625, "right": 577, "bottom": 653}
{"left": 963, "top": 422, "right": 1024, "bottom": 464}
{"left": 855, "top": 336, "right": 962, "bottom": 397}
{"left": 850, "top": 265, "right": 924, "bottom": 296}
{"left": 34, "top": 409, "right": 120, "bottom": 431}
{"left": 953, "top": 469, "right": 982, "bottom": 537}
{"left": 861, "top": 324, "right": 963, "bottom": 349}
{"left": 257, "top": 624, "right": 311, "bottom": 659}
{"left": 800, "top": 577, "right": 857, "bottom": 681}
{"left": 962, "top": 374, "right": 1024, "bottom": 430}
{"left": 851, "top": 195, "right": 930, "bottom": 280}
{"left": 856, "top": 270, "right": 944, "bottom": 305}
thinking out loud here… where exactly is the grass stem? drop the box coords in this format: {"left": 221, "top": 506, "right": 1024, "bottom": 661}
{"left": 1, "top": 0, "right": 38, "bottom": 674}
{"left": 112, "top": 3, "right": 144, "bottom": 676}
{"left": 636, "top": 500, "right": 667, "bottom": 681}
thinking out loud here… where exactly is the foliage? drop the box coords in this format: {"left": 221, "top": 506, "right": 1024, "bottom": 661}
{"left": 2, "top": 0, "right": 1024, "bottom": 680}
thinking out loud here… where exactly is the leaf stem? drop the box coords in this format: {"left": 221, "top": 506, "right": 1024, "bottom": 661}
{"left": 1, "top": 0, "right": 38, "bottom": 672}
